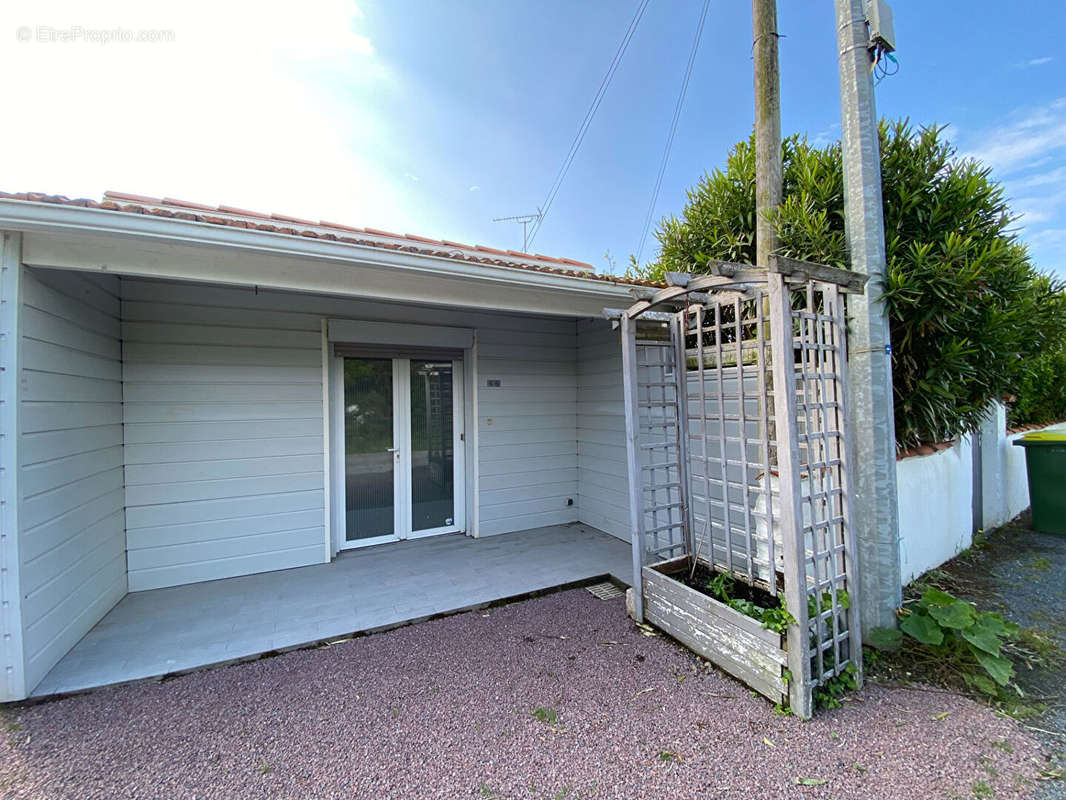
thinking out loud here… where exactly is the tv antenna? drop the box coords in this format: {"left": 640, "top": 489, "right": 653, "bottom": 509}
{"left": 492, "top": 209, "right": 543, "bottom": 253}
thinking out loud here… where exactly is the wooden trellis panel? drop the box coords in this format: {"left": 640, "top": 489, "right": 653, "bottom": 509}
{"left": 788, "top": 281, "right": 861, "bottom": 692}
{"left": 684, "top": 293, "right": 778, "bottom": 592}
{"left": 617, "top": 265, "right": 861, "bottom": 718}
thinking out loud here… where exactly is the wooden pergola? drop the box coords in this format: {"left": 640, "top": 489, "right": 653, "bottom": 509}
{"left": 608, "top": 255, "right": 867, "bottom": 718}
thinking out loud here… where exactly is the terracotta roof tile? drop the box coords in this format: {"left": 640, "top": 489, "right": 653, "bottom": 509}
{"left": 559, "top": 257, "right": 594, "bottom": 268}
{"left": 320, "top": 220, "right": 365, "bottom": 233}
{"left": 0, "top": 190, "right": 661, "bottom": 288}
{"left": 104, "top": 190, "right": 161, "bottom": 204}
{"left": 162, "top": 197, "right": 215, "bottom": 211}
{"left": 270, "top": 212, "right": 316, "bottom": 225}
{"left": 218, "top": 204, "right": 271, "bottom": 219}
{"left": 404, "top": 233, "right": 442, "bottom": 245}
{"left": 364, "top": 226, "right": 403, "bottom": 238}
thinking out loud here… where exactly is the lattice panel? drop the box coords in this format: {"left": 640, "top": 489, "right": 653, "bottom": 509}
{"left": 684, "top": 295, "right": 780, "bottom": 592}
{"left": 635, "top": 324, "right": 688, "bottom": 563}
{"left": 790, "top": 282, "right": 858, "bottom": 685}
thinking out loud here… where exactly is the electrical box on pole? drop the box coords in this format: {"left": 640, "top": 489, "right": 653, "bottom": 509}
{"left": 864, "top": 0, "right": 895, "bottom": 52}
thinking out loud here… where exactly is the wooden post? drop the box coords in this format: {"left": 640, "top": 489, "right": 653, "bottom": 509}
{"left": 752, "top": 0, "right": 782, "bottom": 267}
{"left": 768, "top": 272, "right": 813, "bottom": 718}
{"left": 621, "top": 313, "right": 646, "bottom": 621}
{"left": 671, "top": 312, "right": 695, "bottom": 561}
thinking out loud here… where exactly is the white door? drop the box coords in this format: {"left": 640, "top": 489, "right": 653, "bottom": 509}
{"left": 336, "top": 355, "right": 465, "bottom": 549}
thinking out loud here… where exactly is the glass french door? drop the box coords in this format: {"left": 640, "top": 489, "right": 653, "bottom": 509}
{"left": 340, "top": 356, "right": 463, "bottom": 548}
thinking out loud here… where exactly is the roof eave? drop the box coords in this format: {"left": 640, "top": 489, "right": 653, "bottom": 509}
{"left": 0, "top": 198, "right": 640, "bottom": 302}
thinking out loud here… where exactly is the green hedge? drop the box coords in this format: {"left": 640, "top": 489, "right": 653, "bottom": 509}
{"left": 632, "top": 121, "right": 1066, "bottom": 447}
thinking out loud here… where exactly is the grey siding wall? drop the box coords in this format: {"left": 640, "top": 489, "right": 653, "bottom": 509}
{"left": 19, "top": 267, "right": 126, "bottom": 690}
{"left": 576, "top": 319, "right": 629, "bottom": 541}
{"left": 120, "top": 279, "right": 580, "bottom": 587}
{"left": 122, "top": 281, "right": 326, "bottom": 591}
{"left": 477, "top": 321, "right": 579, "bottom": 536}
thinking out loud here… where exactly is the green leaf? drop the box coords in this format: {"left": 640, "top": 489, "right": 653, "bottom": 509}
{"left": 971, "top": 647, "right": 1014, "bottom": 687}
{"left": 963, "top": 672, "right": 999, "bottom": 696}
{"left": 794, "top": 777, "right": 829, "bottom": 786}
{"left": 901, "top": 612, "right": 944, "bottom": 645}
{"left": 960, "top": 615, "right": 1006, "bottom": 655}
{"left": 927, "top": 598, "right": 976, "bottom": 630}
{"left": 919, "top": 588, "right": 958, "bottom": 609}
{"left": 867, "top": 626, "right": 903, "bottom": 652}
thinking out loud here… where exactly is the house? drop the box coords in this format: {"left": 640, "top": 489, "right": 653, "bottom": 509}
{"left": 0, "top": 190, "right": 645, "bottom": 701}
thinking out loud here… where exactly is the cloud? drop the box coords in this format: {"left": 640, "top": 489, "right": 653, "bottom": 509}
{"left": 809, "top": 122, "right": 841, "bottom": 148}
{"left": 404, "top": 173, "right": 421, "bottom": 182}
{"left": 962, "top": 98, "right": 1066, "bottom": 277}
{"left": 468, "top": 185, "right": 481, "bottom": 192}
{"left": 0, "top": 0, "right": 433, "bottom": 232}
{"left": 1019, "top": 56, "right": 1055, "bottom": 68}
{"left": 963, "top": 98, "right": 1066, "bottom": 176}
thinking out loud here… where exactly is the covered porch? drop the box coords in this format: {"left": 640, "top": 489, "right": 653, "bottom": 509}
{"left": 33, "top": 522, "right": 629, "bottom": 696}
{"left": 0, "top": 192, "right": 654, "bottom": 701}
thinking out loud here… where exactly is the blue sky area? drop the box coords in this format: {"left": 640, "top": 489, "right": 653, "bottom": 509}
{"left": 2, "top": 1, "right": 1064, "bottom": 277}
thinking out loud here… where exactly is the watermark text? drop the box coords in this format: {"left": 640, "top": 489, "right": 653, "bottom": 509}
{"left": 16, "top": 25, "right": 176, "bottom": 45}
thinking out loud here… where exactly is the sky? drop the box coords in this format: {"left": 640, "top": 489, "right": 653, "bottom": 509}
{"left": 1, "top": 0, "right": 1064, "bottom": 278}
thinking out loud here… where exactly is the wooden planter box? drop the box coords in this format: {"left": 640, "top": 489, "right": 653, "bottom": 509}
{"left": 641, "top": 556, "right": 788, "bottom": 704}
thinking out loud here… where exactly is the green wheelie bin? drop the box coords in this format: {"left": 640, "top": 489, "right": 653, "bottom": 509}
{"left": 1014, "top": 430, "right": 1066, "bottom": 535}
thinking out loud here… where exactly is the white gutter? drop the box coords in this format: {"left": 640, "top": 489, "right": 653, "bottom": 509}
{"left": 0, "top": 199, "right": 638, "bottom": 303}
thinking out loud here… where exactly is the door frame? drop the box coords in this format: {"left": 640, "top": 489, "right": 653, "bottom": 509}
{"left": 326, "top": 320, "right": 474, "bottom": 554}
{"left": 399, "top": 358, "right": 465, "bottom": 541}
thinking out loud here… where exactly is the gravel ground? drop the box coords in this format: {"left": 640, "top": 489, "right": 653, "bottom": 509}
{"left": 938, "top": 512, "right": 1066, "bottom": 799}
{"left": 0, "top": 589, "right": 1044, "bottom": 800}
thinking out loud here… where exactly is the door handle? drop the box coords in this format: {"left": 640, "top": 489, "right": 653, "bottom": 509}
{"left": 386, "top": 447, "right": 399, "bottom": 453}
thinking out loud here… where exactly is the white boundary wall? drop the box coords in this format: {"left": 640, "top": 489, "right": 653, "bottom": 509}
{"left": 896, "top": 404, "right": 1063, "bottom": 585}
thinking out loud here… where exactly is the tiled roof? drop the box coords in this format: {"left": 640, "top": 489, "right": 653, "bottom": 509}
{"left": 0, "top": 191, "right": 660, "bottom": 287}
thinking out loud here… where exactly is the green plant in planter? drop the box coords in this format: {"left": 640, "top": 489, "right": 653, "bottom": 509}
{"left": 703, "top": 572, "right": 796, "bottom": 635}
{"left": 874, "top": 587, "right": 1020, "bottom": 695}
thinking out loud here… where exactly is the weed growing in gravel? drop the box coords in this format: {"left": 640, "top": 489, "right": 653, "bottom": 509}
{"left": 971, "top": 778, "right": 994, "bottom": 798}
{"left": 0, "top": 710, "right": 21, "bottom": 738}
{"left": 813, "top": 663, "right": 858, "bottom": 710}
{"left": 656, "top": 749, "right": 680, "bottom": 763}
{"left": 531, "top": 706, "right": 558, "bottom": 726}
{"left": 868, "top": 587, "right": 1022, "bottom": 698}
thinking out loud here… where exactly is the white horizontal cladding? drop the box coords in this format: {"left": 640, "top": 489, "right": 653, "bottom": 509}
{"left": 576, "top": 319, "right": 629, "bottom": 542}
{"left": 120, "top": 276, "right": 584, "bottom": 565}
{"left": 18, "top": 267, "right": 127, "bottom": 695}
{"left": 327, "top": 319, "right": 473, "bottom": 350}
{"left": 0, "top": 234, "right": 25, "bottom": 702}
{"left": 122, "top": 281, "right": 327, "bottom": 591}
{"left": 10, "top": 201, "right": 637, "bottom": 317}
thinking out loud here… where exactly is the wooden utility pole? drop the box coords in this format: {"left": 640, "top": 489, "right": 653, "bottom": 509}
{"left": 752, "top": 0, "right": 781, "bottom": 267}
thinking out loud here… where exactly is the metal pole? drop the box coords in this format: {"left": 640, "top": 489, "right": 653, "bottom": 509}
{"left": 834, "top": 0, "right": 901, "bottom": 631}
{"left": 752, "top": 0, "right": 781, "bottom": 268}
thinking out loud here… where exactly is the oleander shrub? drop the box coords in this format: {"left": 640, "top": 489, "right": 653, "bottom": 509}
{"left": 630, "top": 120, "right": 1066, "bottom": 447}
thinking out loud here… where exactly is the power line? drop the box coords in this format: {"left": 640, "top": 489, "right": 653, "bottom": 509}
{"left": 635, "top": 0, "right": 711, "bottom": 267}
{"left": 526, "top": 0, "right": 651, "bottom": 249}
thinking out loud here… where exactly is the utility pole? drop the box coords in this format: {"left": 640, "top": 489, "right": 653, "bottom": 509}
{"left": 834, "top": 0, "right": 901, "bottom": 632}
{"left": 752, "top": 0, "right": 781, "bottom": 268}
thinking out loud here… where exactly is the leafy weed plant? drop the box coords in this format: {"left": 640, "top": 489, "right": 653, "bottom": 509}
{"left": 869, "top": 587, "right": 1020, "bottom": 697}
